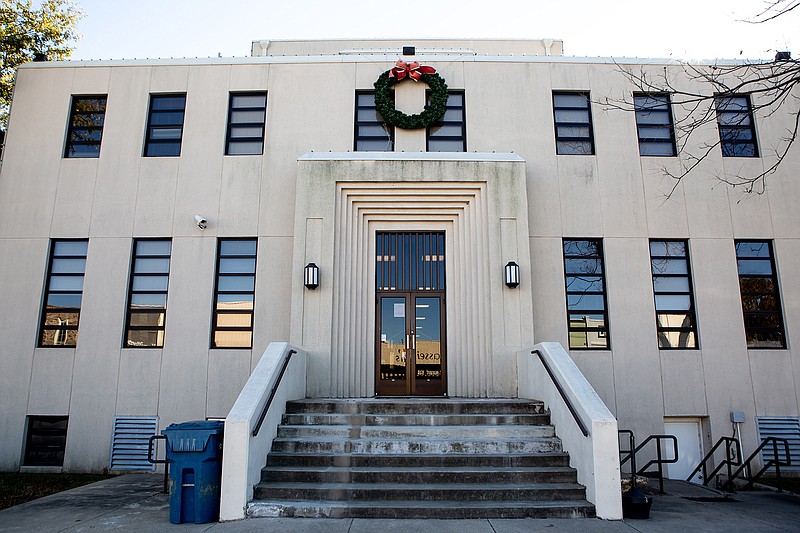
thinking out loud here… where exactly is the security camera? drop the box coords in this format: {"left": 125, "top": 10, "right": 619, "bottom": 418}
{"left": 195, "top": 214, "right": 207, "bottom": 230}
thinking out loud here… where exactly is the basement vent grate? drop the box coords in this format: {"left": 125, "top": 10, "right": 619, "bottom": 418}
{"left": 109, "top": 416, "right": 159, "bottom": 471}
{"left": 756, "top": 416, "right": 800, "bottom": 471}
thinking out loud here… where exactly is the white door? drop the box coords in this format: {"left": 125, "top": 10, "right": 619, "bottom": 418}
{"left": 664, "top": 419, "right": 704, "bottom": 484}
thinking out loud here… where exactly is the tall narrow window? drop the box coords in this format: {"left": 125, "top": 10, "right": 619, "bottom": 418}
{"left": 39, "top": 240, "right": 88, "bottom": 347}
{"left": 124, "top": 239, "right": 171, "bottom": 348}
{"left": 427, "top": 90, "right": 466, "bottom": 152}
{"left": 144, "top": 94, "right": 186, "bottom": 157}
{"left": 225, "top": 92, "right": 267, "bottom": 155}
{"left": 563, "top": 239, "right": 609, "bottom": 349}
{"left": 553, "top": 92, "right": 594, "bottom": 155}
{"left": 650, "top": 240, "right": 697, "bottom": 348}
{"left": 635, "top": 94, "right": 676, "bottom": 156}
{"left": 64, "top": 96, "right": 107, "bottom": 158}
{"left": 715, "top": 95, "right": 758, "bottom": 157}
{"left": 354, "top": 91, "right": 393, "bottom": 151}
{"left": 24, "top": 416, "right": 69, "bottom": 467}
{"left": 736, "top": 240, "right": 785, "bottom": 348}
{"left": 212, "top": 239, "right": 257, "bottom": 348}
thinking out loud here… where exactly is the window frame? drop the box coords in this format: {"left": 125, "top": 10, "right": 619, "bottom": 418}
{"left": 211, "top": 238, "right": 257, "bottom": 349}
{"left": 649, "top": 240, "right": 698, "bottom": 349}
{"left": 634, "top": 93, "right": 677, "bottom": 157}
{"left": 715, "top": 94, "right": 759, "bottom": 157}
{"left": 354, "top": 90, "right": 394, "bottom": 151}
{"left": 64, "top": 95, "right": 107, "bottom": 158}
{"left": 38, "top": 239, "right": 89, "bottom": 348}
{"left": 143, "top": 93, "right": 186, "bottom": 157}
{"left": 563, "top": 238, "right": 610, "bottom": 349}
{"left": 735, "top": 240, "right": 785, "bottom": 348}
{"left": 225, "top": 91, "right": 267, "bottom": 156}
{"left": 426, "top": 89, "right": 466, "bottom": 152}
{"left": 123, "top": 239, "right": 171, "bottom": 348}
{"left": 552, "top": 91, "right": 595, "bottom": 155}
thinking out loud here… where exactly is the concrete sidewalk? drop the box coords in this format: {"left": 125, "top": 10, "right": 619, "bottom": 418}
{"left": 1, "top": 474, "right": 799, "bottom": 532}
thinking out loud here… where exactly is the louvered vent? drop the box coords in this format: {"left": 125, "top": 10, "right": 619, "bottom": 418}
{"left": 109, "top": 416, "right": 158, "bottom": 471}
{"left": 756, "top": 416, "right": 800, "bottom": 471}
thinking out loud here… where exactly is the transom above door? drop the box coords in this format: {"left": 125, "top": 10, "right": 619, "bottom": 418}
{"left": 375, "top": 232, "right": 446, "bottom": 396}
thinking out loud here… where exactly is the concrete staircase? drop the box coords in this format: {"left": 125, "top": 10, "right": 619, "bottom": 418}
{"left": 248, "top": 398, "right": 595, "bottom": 519}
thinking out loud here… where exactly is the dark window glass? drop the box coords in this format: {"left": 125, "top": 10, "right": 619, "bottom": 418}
{"left": 125, "top": 239, "right": 171, "bottom": 348}
{"left": 39, "top": 240, "right": 88, "bottom": 347}
{"left": 226, "top": 92, "right": 267, "bottom": 155}
{"left": 715, "top": 95, "right": 758, "bottom": 157}
{"left": 212, "top": 239, "right": 257, "bottom": 348}
{"left": 427, "top": 91, "right": 466, "bottom": 152}
{"left": 563, "top": 239, "right": 609, "bottom": 348}
{"left": 735, "top": 241, "right": 785, "bottom": 348}
{"left": 635, "top": 94, "right": 676, "bottom": 156}
{"left": 650, "top": 240, "right": 698, "bottom": 349}
{"left": 64, "top": 96, "right": 107, "bottom": 158}
{"left": 553, "top": 92, "right": 594, "bottom": 155}
{"left": 355, "top": 91, "right": 393, "bottom": 151}
{"left": 24, "top": 416, "right": 68, "bottom": 466}
{"left": 144, "top": 94, "right": 186, "bottom": 157}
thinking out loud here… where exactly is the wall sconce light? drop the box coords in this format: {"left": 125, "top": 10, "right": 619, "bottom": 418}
{"left": 304, "top": 262, "right": 319, "bottom": 290}
{"left": 504, "top": 261, "right": 520, "bottom": 288}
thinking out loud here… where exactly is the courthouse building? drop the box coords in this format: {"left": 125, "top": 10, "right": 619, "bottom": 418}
{"left": 0, "top": 38, "right": 798, "bottom": 516}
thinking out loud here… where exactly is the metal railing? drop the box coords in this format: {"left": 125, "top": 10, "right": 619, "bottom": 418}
{"left": 147, "top": 434, "right": 169, "bottom": 494}
{"left": 729, "top": 437, "right": 792, "bottom": 490}
{"left": 252, "top": 349, "right": 297, "bottom": 437}
{"left": 532, "top": 349, "right": 589, "bottom": 437}
{"left": 687, "top": 436, "right": 741, "bottom": 487}
{"left": 619, "top": 430, "right": 679, "bottom": 494}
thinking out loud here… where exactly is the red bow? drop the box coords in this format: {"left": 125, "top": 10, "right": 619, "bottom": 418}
{"left": 389, "top": 60, "right": 436, "bottom": 82}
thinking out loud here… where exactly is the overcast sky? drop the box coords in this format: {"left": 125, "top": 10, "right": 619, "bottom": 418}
{"left": 69, "top": 0, "right": 795, "bottom": 61}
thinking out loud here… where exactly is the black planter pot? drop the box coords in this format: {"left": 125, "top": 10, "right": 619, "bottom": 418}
{"left": 622, "top": 486, "right": 652, "bottom": 519}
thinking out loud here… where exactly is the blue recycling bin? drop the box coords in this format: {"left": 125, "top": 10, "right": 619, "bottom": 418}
{"left": 162, "top": 420, "right": 224, "bottom": 524}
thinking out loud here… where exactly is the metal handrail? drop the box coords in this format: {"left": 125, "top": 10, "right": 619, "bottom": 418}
{"left": 252, "top": 349, "right": 297, "bottom": 437}
{"left": 532, "top": 349, "right": 589, "bottom": 437}
{"left": 687, "top": 436, "right": 741, "bottom": 487}
{"left": 147, "top": 435, "right": 169, "bottom": 494}
{"left": 618, "top": 431, "right": 678, "bottom": 494}
{"left": 729, "top": 437, "right": 792, "bottom": 490}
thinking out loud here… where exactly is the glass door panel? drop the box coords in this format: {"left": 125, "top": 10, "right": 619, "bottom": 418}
{"left": 379, "top": 297, "right": 407, "bottom": 390}
{"left": 414, "top": 297, "right": 442, "bottom": 381}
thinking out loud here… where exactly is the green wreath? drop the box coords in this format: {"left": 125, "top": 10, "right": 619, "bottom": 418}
{"left": 373, "top": 70, "right": 448, "bottom": 130}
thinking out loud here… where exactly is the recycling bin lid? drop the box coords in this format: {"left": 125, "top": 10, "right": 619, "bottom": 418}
{"left": 164, "top": 420, "right": 224, "bottom": 432}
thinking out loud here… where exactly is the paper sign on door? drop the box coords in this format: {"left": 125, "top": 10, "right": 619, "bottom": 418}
{"left": 394, "top": 303, "right": 405, "bottom": 318}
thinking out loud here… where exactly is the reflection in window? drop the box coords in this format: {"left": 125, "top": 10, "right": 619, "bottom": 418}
{"left": 212, "top": 239, "right": 257, "bottom": 348}
{"left": 715, "top": 95, "right": 758, "bottom": 157}
{"left": 735, "top": 241, "right": 785, "bottom": 348}
{"left": 64, "top": 96, "right": 107, "bottom": 158}
{"left": 427, "top": 91, "right": 466, "bottom": 152}
{"left": 553, "top": 92, "right": 594, "bottom": 155}
{"left": 24, "top": 416, "right": 68, "bottom": 466}
{"left": 650, "top": 240, "right": 697, "bottom": 349}
{"left": 354, "top": 91, "right": 393, "bottom": 151}
{"left": 144, "top": 94, "right": 186, "bottom": 157}
{"left": 635, "top": 94, "right": 676, "bottom": 156}
{"left": 563, "top": 239, "right": 609, "bottom": 348}
{"left": 125, "top": 239, "right": 171, "bottom": 347}
{"left": 226, "top": 92, "right": 267, "bottom": 155}
{"left": 39, "top": 240, "right": 88, "bottom": 347}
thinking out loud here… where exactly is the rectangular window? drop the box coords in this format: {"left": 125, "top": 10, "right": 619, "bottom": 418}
{"left": 427, "top": 90, "right": 466, "bottom": 152}
{"left": 736, "top": 240, "right": 785, "bottom": 348}
{"left": 553, "top": 92, "right": 594, "bottom": 155}
{"left": 635, "top": 94, "right": 676, "bottom": 156}
{"left": 354, "top": 91, "right": 393, "bottom": 151}
{"left": 650, "top": 240, "right": 697, "bottom": 348}
{"left": 124, "top": 239, "right": 171, "bottom": 348}
{"left": 24, "top": 416, "right": 68, "bottom": 467}
{"left": 212, "top": 239, "right": 257, "bottom": 348}
{"left": 144, "top": 94, "right": 186, "bottom": 157}
{"left": 715, "top": 95, "right": 758, "bottom": 157}
{"left": 563, "top": 239, "right": 609, "bottom": 349}
{"left": 225, "top": 92, "right": 267, "bottom": 155}
{"left": 39, "top": 240, "right": 88, "bottom": 347}
{"left": 64, "top": 96, "right": 107, "bottom": 158}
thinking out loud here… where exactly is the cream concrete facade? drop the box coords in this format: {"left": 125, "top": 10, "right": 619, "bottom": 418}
{"left": 0, "top": 38, "right": 798, "bottom": 473}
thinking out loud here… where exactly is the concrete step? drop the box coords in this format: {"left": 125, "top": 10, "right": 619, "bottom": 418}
{"left": 260, "top": 465, "right": 579, "bottom": 484}
{"left": 253, "top": 481, "right": 587, "bottom": 502}
{"left": 275, "top": 424, "right": 556, "bottom": 440}
{"left": 270, "top": 436, "right": 563, "bottom": 455}
{"left": 281, "top": 412, "right": 552, "bottom": 426}
{"left": 285, "top": 398, "right": 546, "bottom": 415}
{"left": 265, "top": 451, "right": 573, "bottom": 468}
{"left": 247, "top": 499, "right": 596, "bottom": 519}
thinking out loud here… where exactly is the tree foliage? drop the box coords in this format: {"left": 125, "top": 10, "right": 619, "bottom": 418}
{"left": 0, "top": 0, "right": 82, "bottom": 128}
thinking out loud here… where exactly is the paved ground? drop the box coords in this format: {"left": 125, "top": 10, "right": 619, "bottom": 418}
{"left": 0, "top": 474, "right": 799, "bottom": 532}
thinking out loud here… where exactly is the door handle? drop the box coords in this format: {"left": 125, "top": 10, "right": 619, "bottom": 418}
{"left": 406, "top": 334, "right": 410, "bottom": 350}
{"left": 410, "top": 332, "right": 416, "bottom": 350}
